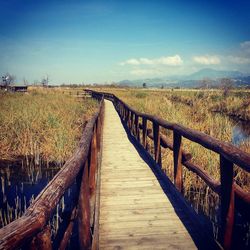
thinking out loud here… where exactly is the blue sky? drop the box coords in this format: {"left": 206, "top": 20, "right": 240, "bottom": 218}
{"left": 0, "top": 0, "right": 250, "bottom": 84}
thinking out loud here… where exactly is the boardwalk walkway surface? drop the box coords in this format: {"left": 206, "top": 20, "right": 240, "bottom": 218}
{"left": 99, "top": 100, "right": 197, "bottom": 249}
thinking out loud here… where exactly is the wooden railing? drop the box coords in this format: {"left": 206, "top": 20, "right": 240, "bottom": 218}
{"left": 87, "top": 89, "right": 250, "bottom": 250}
{"left": 0, "top": 98, "right": 104, "bottom": 250}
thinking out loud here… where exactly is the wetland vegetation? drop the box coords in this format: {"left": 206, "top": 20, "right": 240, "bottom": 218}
{"left": 0, "top": 88, "right": 98, "bottom": 229}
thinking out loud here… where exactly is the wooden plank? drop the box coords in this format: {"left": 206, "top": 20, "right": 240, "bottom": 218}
{"left": 99, "top": 213, "right": 173, "bottom": 223}
{"left": 100, "top": 207, "right": 170, "bottom": 216}
{"left": 100, "top": 225, "right": 191, "bottom": 236}
{"left": 99, "top": 235, "right": 196, "bottom": 250}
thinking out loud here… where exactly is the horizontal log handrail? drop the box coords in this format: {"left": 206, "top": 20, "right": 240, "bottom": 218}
{"left": 0, "top": 97, "right": 104, "bottom": 250}
{"left": 86, "top": 89, "right": 250, "bottom": 250}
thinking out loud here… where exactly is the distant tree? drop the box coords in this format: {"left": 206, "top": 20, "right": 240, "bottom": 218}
{"left": 161, "top": 84, "right": 164, "bottom": 89}
{"left": 220, "top": 78, "right": 233, "bottom": 97}
{"left": 200, "top": 77, "right": 212, "bottom": 89}
{"left": 142, "top": 82, "right": 147, "bottom": 88}
{"left": 1, "top": 73, "right": 15, "bottom": 87}
{"left": 41, "top": 75, "right": 49, "bottom": 87}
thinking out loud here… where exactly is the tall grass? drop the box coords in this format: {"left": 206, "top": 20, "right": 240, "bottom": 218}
{"left": 165, "top": 89, "right": 250, "bottom": 121}
{"left": 0, "top": 89, "right": 97, "bottom": 164}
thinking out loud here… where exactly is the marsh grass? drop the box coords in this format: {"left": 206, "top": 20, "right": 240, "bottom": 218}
{"left": 165, "top": 89, "right": 250, "bottom": 121}
{"left": 0, "top": 88, "right": 98, "bottom": 164}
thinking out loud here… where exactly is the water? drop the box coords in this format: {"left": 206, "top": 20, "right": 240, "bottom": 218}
{"left": 0, "top": 158, "right": 79, "bottom": 249}
{"left": 0, "top": 159, "right": 59, "bottom": 227}
{"left": 232, "top": 120, "right": 250, "bottom": 145}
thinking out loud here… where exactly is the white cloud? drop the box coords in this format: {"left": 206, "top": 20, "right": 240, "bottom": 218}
{"left": 227, "top": 56, "right": 250, "bottom": 64}
{"left": 140, "top": 58, "right": 154, "bottom": 65}
{"left": 240, "top": 41, "right": 250, "bottom": 50}
{"left": 193, "top": 55, "right": 221, "bottom": 65}
{"left": 120, "top": 54, "right": 183, "bottom": 66}
{"left": 119, "top": 58, "right": 140, "bottom": 66}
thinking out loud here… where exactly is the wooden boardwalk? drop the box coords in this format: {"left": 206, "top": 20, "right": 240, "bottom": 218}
{"left": 99, "top": 100, "right": 197, "bottom": 249}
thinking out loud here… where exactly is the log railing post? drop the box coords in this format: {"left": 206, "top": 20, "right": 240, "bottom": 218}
{"left": 58, "top": 207, "right": 77, "bottom": 250}
{"left": 125, "top": 108, "right": 129, "bottom": 125}
{"left": 89, "top": 124, "right": 97, "bottom": 196}
{"left": 153, "top": 122, "right": 162, "bottom": 166}
{"left": 134, "top": 115, "right": 140, "bottom": 142}
{"left": 96, "top": 117, "right": 101, "bottom": 152}
{"left": 173, "top": 131, "right": 183, "bottom": 192}
{"left": 118, "top": 103, "right": 121, "bottom": 116}
{"left": 78, "top": 160, "right": 91, "bottom": 249}
{"left": 127, "top": 110, "right": 130, "bottom": 128}
{"left": 130, "top": 112, "right": 134, "bottom": 132}
{"left": 29, "top": 225, "right": 52, "bottom": 250}
{"left": 142, "top": 117, "right": 147, "bottom": 149}
{"left": 121, "top": 106, "right": 124, "bottom": 120}
{"left": 220, "top": 155, "right": 234, "bottom": 250}
{"left": 128, "top": 111, "right": 131, "bottom": 130}
{"left": 124, "top": 107, "right": 126, "bottom": 120}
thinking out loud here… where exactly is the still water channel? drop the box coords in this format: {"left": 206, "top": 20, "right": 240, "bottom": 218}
{"left": 0, "top": 160, "right": 79, "bottom": 248}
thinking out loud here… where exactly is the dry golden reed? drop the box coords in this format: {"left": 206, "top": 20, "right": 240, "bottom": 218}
{"left": 0, "top": 88, "right": 97, "bottom": 164}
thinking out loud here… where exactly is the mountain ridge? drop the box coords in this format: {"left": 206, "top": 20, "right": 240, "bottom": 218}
{"left": 117, "top": 68, "right": 250, "bottom": 87}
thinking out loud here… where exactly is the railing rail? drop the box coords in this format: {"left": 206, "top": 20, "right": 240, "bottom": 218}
{"left": 0, "top": 97, "right": 104, "bottom": 250}
{"left": 86, "top": 89, "right": 250, "bottom": 250}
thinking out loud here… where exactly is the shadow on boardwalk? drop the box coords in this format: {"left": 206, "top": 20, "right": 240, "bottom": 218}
{"left": 120, "top": 117, "right": 220, "bottom": 250}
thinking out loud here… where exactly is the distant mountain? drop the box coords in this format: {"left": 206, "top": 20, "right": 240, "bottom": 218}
{"left": 186, "top": 68, "right": 244, "bottom": 80}
{"left": 117, "top": 68, "right": 250, "bottom": 88}
{"left": 117, "top": 78, "right": 176, "bottom": 87}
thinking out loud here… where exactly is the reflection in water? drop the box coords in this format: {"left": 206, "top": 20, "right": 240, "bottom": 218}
{"left": 0, "top": 159, "right": 60, "bottom": 227}
{"left": 232, "top": 120, "right": 250, "bottom": 145}
{"left": 0, "top": 159, "right": 78, "bottom": 249}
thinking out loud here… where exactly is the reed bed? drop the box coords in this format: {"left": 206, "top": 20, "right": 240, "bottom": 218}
{"left": 165, "top": 89, "right": 250, "bottom": 121}
{"left": 0, "top": 88, "right": 98, "bottom": 164}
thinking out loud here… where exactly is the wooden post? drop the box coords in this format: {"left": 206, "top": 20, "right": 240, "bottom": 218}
{"left": 153, "top": 122, "right": 162, "bottom": 166}
{"left": 123, "top": 107, "right": 126, "bottom": 122}
{"left": 142, "top": 117, "right": 147, "bottom": 148}
{"left": 173, "top": 131, "right": 182, "bottom": 192}
{"left": 29, "top": 225, "right": 52, "bottom": 250}
{"left": 127, "top": 110, "right": 130, "bottom": 127}
{"left": 120, "top": 104, "right": 122, "bottom": 117}
{"left": 130, "top": 112, "right": 134, "bottom": 132}
{"left": 120, "top": 105, "right": 123, "bottom": 120}
{"left": 125, "top": 108, "right": 128, "bottom": 124}
{"left": 96, "top": 117, "right": 101, "bottom": 152}
{"left": 118, "top": 103, "right": 121, "bottom": 116}
{"left": 89, "top": 125, "right": 97, "bottom": 196}
{"left": 220, "top": 155, "right": 234, "bottom": 250}
{"left": 134, "top": 115, "right": 140, "bottom": 142}
{"left": 78, "top": 160, "right": 91, "bottom": 249}
{"left": 58, "top": 207, "right": 77, "bottom": 250}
